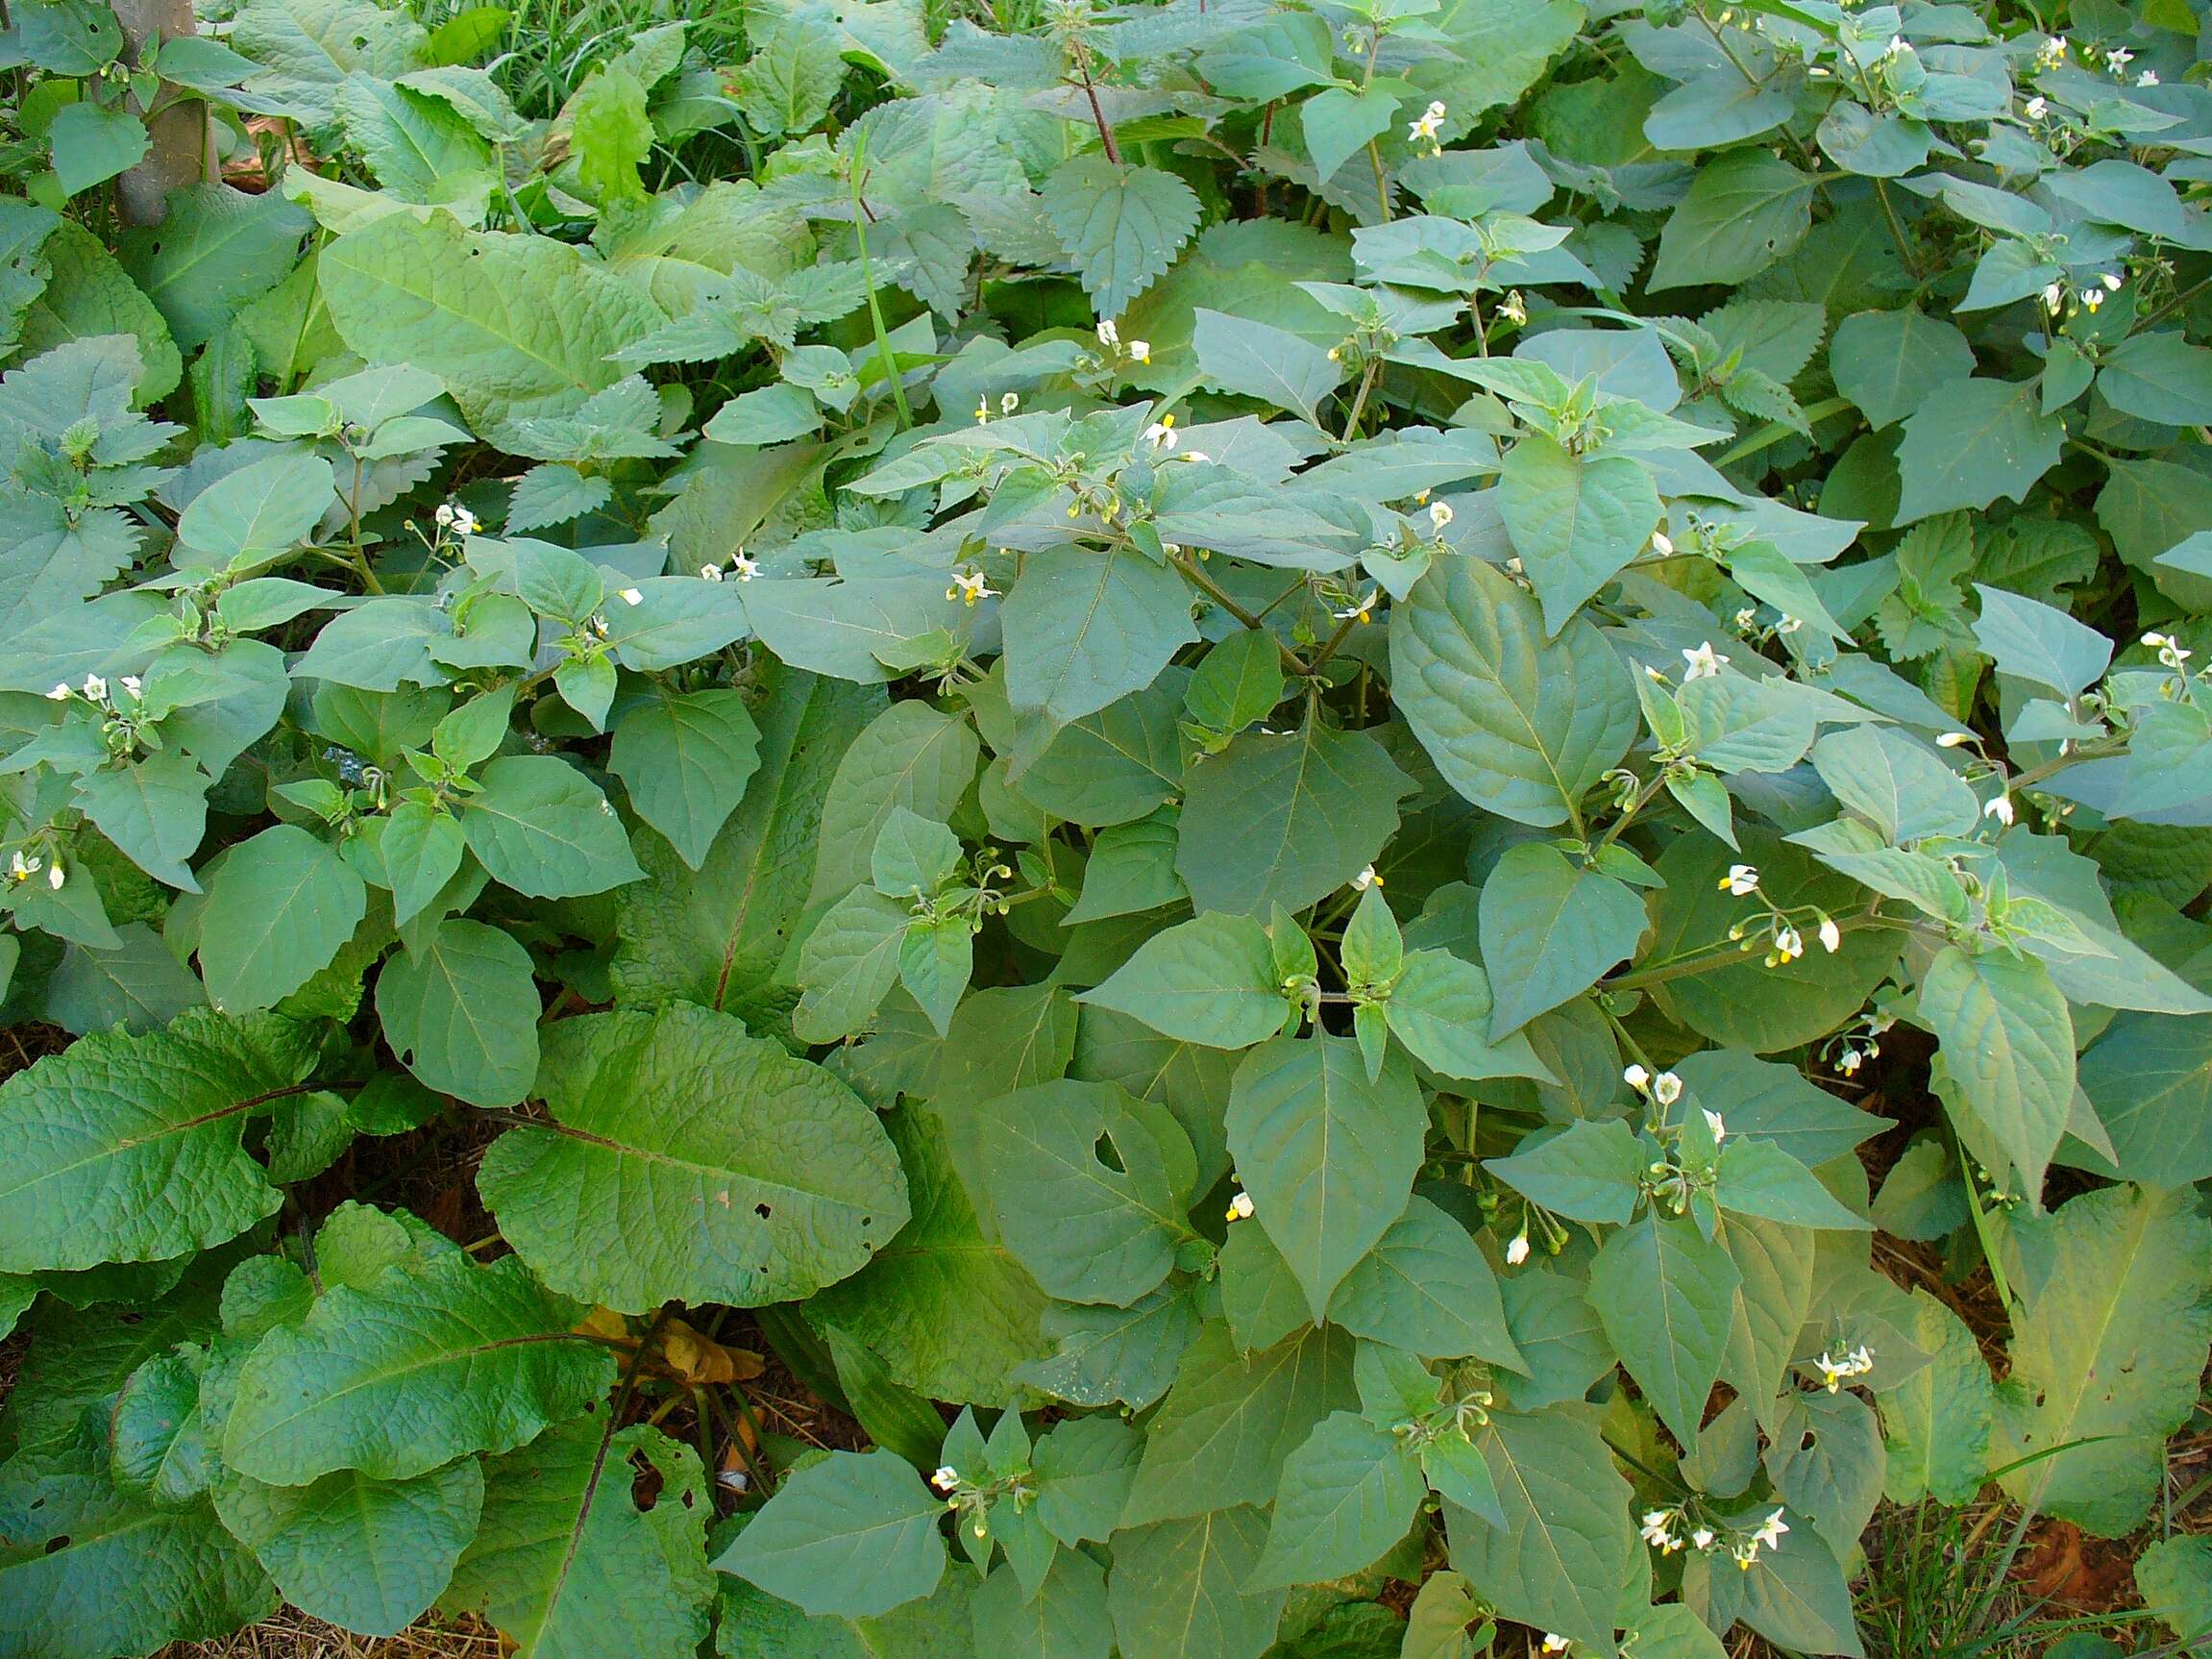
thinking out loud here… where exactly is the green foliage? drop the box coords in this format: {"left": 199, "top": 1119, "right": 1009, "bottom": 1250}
{"left": 1, "top": 0, "right": 2210, "bottom": 1654}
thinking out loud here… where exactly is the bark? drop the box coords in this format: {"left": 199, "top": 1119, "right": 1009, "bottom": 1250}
{"left": 109, "top": 0, "right": 217, "bottom": 225}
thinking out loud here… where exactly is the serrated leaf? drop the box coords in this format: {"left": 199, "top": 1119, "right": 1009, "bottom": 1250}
{"left": 1041, "top": 157, "right": 1200, "bottom": 318}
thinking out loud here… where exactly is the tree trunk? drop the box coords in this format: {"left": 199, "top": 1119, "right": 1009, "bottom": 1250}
{"left": 109, "top": 0, "right": 216, "bottom": 226}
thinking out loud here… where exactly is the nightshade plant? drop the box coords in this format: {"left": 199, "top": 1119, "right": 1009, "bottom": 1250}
{"left": 1, "top": 0, "right": 2211, "bottom": 1655}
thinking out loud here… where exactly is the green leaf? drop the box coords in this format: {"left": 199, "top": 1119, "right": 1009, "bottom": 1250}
{"left": 199, "top": 825, "right": 367, "bottom": 1014}
{"left": 1828, "top": 308, "right": 1974, "bottom": 428}
{"left": 1300, "top": 86, "right": 1399, "bottom": 185}
{"left": 222, "top": 1250, "right": 614, "bottom": 1484}
{"left": 2097, "top": 331, "right": 2212, "bottom": 427}
{"left": 1176, "top": 718, "right": 1412, "bottom": 917}
{"left": 1041, "top": 157, "right": 1201, "bottom": 318}
{"left": 461, "top": 755, "right": 644, "bottom": 898}
{"left": 319, "top": 208, "right": 662, "bottom": 430}
{"left": 1893, "top": 378, "right": 2065, "bottom": 526}
{"left": 794, "top": 886, "right": 909, "bottom": 1042}
{"left": 1995, "top": 1182, "right": 2212, "bottom": 1535}
{"left": 1485, "top": 1118, "right": 1645, "bottom": 1225}
{"left": 1875, "top": 1290, "right": 1992, "bottom": 1508}
{"left": 335, "top": 73, "right": 497, "bottom": 204}
{"left": 1918, "top": 945, "right": 2074, "bottom": 1198}
{"left": 971, "top": 1079, "right": 1195, "bottom": 1307}
{"left": 0, "top": 1441, "right": 275, "bottom": 1658}
{"left": 1003, "top": 542, "right": 1197, "bottom": 728}
{"left": 375, "top": 917, "right": 540, "bottom": 1107}
{"left": 810, "top": 700, "right": 980, "bottom": 905}
{"left": 72, "top": 752, "right": 213, "bottom": 892}
{"left": 1078, "top": 912, "right": 1290, "bottom": 1050}
{"left": 1391, "top": 554, "right": 1637, "bottom": 829}
{"left": 480, "top": 1004, "right": 908, "bottom": 1313}
{"left": 48, "top": 101, "right": 151, "bottom": 197}
{"left": 444, "top": 1418, "right": 713, "bottom": 1658}
{"left": 1108, "top": 1505, "right": 1286, "bottom": 1659}
{"left": 734, "top": 15, "right": 847, "bottom": 136}
{"left": 1192, "top": 309, "right": 1347, "bottom": 427}
{"left": 1499, "top": 434, "right": 1662, "bottom": 633}
{"left": 1970, "top": 584, "right": 2112, "bottom": 699}
{"left": 716, "top": 1449, "right": 946, "bottom": 1620}
{"left": 608, "top": 688, "right": 763, "bottom": 871}
{"left": 1589, "top": 1210, "right": 1739, "bottom": 1447}
{"left": 2078, "top": 1012, "right": 2212, "bottom": 1186}
{"left": 2136, "top": 1536, "right": 2212, "bottom": 1652}
{"left": 0, "top": 1007, "right": 309, "bottom": 1273}
{"left": 1440, "top": 1404, "right": 1635, "bottom": 1653}
{"left": 1648, "top": 150, "right": 1815, "bottom": 292}
{"left": 1121, "top": 1322, "right": 1356, "bottom": 1525}
{"left": 973, "top": 1550, "right": 1111, "bottom": 1659}
{"left": 121, "top": 183, "right": 309, "bottom": 352}
{"left": 213, "top": 1461, "right": 484, "bottom": 1638}
{"left": 568, "top": 63, "right": 652, "bottom": 203}
{"left": 1246, "top": 1411, "right": 1423, "bottom": 1591}
{"left": 1479, "top": 842, "right": 1645, "bottom": 1037}
{"left": 1716, "top": 1138, "right": 1871, "bottom": 1230}
{"left": 1228, "top": 1035, "right": 1424, "bottom": 1321}
{"left": 1328, "top": 1195, "right": 1524, "bottom": 1369}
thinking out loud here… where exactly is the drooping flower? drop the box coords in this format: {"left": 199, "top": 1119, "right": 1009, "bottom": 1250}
{"left": 1703, "top": 1108, "right": 1728, "bottom": 1143}
{"left": 1128, "top": 338, "right": 1151, "bottom": 363}
{"left": 1650, "top": 530, "right": 1675, "bottom": 557}
{"left": 2025, "top": 95, "right": 2048, "bottom": 118}
{"left": 1143, "top": 416, "right": 1178, "bottom": 452}
{"left": 44, "top": 682, "right": 69, "bottom": 702}
{"left": 1818, "top": 915, "right": 1843, "bottom": 953}
{"left": 618, "top": 587, "right": 643, "bottom": 607}
{"left": 1770, "top": 926, "right": 1805, "bottom": 964}
{"left": 1227, "top": 1191, "right": 1256, "bottom": 1222}
{"left": 1937, "top": 730, "right": 1973, "bottom": 748}
{"left": 1096, "top": 318, "right": 1119, "bottom": 348}
{"left": 1499, "top": 290, "right": 1528, "bottom": 327}
{"left": 46, "top": 859, "right": 63, "bottom": 890}
{"left": 1001, "top": 391, "right": 1020, "bottom": 415}
{"left": 1506, "top": 1229, "right": 1531, "bottom": 1266}
{"left": 1353, "top": 865, "right": 1383, "bottom": 891}
{"left": 1719, "top": 863, "right": 1759, "bottom": 897}
{"left": 1984, "top": 794, "right": 2015, "bottom": 827}
{"left": 1623, "top": 1063, "right": 1652, "bottom": 1093}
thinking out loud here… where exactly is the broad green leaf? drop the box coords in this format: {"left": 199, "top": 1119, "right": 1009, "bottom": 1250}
{"left": 1649, "top": 150, "right": 1814, "bottom": 292}
{"left": 1894, "top": 378, "right": 2064, "bottom": 525}
{"left": 1995, "top": 1182, "right": 2212, "bottom": 1536}
{"left": 2077, "top": 1012, "right": 2212, "bottom": 1185}
{"left": 197, "top": 825, "right": 366, "bottom": 1014}
{"left": 1485, "top": 1118, "right": 1645, "bottom": 1225}
{"left": 1174, "top": 720, "right": 1411, "bottom": 917}
{"left": 175, "top": 451, "right": 337, "bottom": 567}
{"left": 1108, "top": 1505, "right": 1286, "bottom": 1659}
{"left": 1828, "top": 307, "right": 1973, "bottom": 428}
{"left": 72, "top": 752, "right": 214, "bottom": 892}
{"left": 1589, "top": 1211, "right": 1739, "bottom": 1447}
{"left": 1246, "top": 1411, "right": 1423, "bottom": 1591}
{"left": 1121, "top": 1322, "right": 1356, "bottom": 1526}
{"left": 971, "top": 1079, "right": 1195, "bottom": 1307}
{"left": 1017, "top": 1284, "right": 1200, "bottom": 1412}
{"left": 1479, "top": 841, "right": 1646, "bottom": 1037}
{"left": 1918, "top": 945, "right": 2073, "bottom": 1197}
{"left": 1763, "top": 1388, "right": 1882, "bottom": 1555}
{"left": 1078, "top": 912, "right": 1289, "bottom": 1050}
{"left": 223, "top": 1250, "right": 614, "bottom": 1484}
{"left": 810, "top": 700, "right": 979, "bottom": 905}
{"left": 375, "top": 917, "right": 540, "bottom": 1107}
{"left": 607, "top": 688, "right": 763, "bottom": 870}
{"left": 2097, "top": 331, "right": 2212, "bottom": 427}
{"left": 1875, "top": 1290, "right": 1991, "bottom": 1508}
{"left": 1192, "top": 309, "right": 1346, "bottom": 427}
{"left": 1041, "top": 158, "right": 1201, "bottom": 317}
{"left": 1327, "top": 1195, "right": 1524, "bottom": 1369}
{"left": 1715, "top": 1138, "right": 1871, "bottom": 1230}
{"left": 1003, "top": 542, "right": 1197, "bottom": 727}
{"left": 1970, "top": 584, "right": 2112, "bottom": 700}
{"left": 320, "top": 209, "right": 662, "bottom": 429}
{"left": 1499, "top": 434, "right": 1662, "bottom": 632}
{"left": 793, "top": 886, "right": 908, "bottom": 1042}
{"left": 0, "top": 1442, "right": 276, "bottom": 1658}
{"left": 1226, "top": 1035, "right": 1426, "bottom": 1320}
{"left": 461, "top": 755, "right": 644, "bottom": 898}
{"left": 0, "top": 1008, "right": 311, "bottom": 1273}
{"left": 1391, "top": 554, "right": 1637, "bottom": 828}
{"left": 479, "top": 1004, "right": 908, "bottom": 1312}
{"left": 1440, "top": 1404, "right": 1635, "bottom": 1653}
{"left": 121, "top": 182, "right": 309, "bottom": 352}
{"left": 2136, "top": 1536, "right": 2212, "bottom": 1653}
{"left": 445, "top": 1418, "right": 713, "bottom": 1659}
{"left": 1301, "top": 86, "right": 1399, "bottom": 185}
{"left": 214, "top": 1460, "right": 483, "bottom": 1637}
{"left": 1385, "top": 949, "right": 1556, "bottom": 1083}
{"left": 973, "top": 1550, "right": 1111, "bottom": 1659}
{"left": 716, "top": 1449, "right": 946, "bottom": 1620}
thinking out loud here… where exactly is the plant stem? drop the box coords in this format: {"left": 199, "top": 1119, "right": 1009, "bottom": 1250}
{"left": 848, "top": 134, "right": 912, "bottom": 432}
{"left": 1070, "top": 37, "right": 1120, "bottom": 164}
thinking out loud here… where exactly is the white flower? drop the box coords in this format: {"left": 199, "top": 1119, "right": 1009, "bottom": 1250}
{"left": 1542, "top": 1639, "right": 1572, "bottom": 1655}
{"left": 446, "top": 506, "right": 479, "bottom": 537}
{"left": 1984, "top": 793, "right": 2015, "bottom": 826}
{"left": 1733, "top": 607, "right": 1758, "bottom": 631}
{"left": 1777, "top": 614, "right": 1804, "bottom": 635}
{"left": 1001, "top": 391, "right": 1020, "bottom": 415}
{"left": 1704, "top": 1108, "right": 1728, "bottom": 1143}
{"left": 1837, "top": 1046, "right": 1865, "bottom": 1076}
{"left": 2106, "top": 46, "right": 2133, "bottom": 68}
{"left": 1751, "top": 1507, "right": 1790, "bottom": 1551}
{"left": 119, "top": 675, "right": 140, "bottom": 698}
{"left": 1227, "top": 1191, "right": 1256, "bottom": 1222}
{"left": 1937, "top": 730, "right": 1973, "bottom": 748}
{"left": 1506, "top": 1229, "right": 1531, "bottom": 1266}
{"left": 974, "top": 396, "right": 992, "bottom": 425}
{"left": 700, "top": 563, "right": 725, "bottom": 582}
{"left": 1096, "top": 318, "right": 1119, "bottom": 347}
{"left": 1639, "top": 1509, "right": 1684, "bottom": 1553}
{"left": 1682, "top": 642, "right": 1728, "bottom": 680}
{"left": 2025, "top": 95, "right": 2048, "bottom": 117}
{"left": 931, "top": 1466, "right": 959, "bottom": 1492}
{"left": 1623, "top": 1063, "right": 1652, "bottom": 1093}
{"left": 434, "top": 503, "right": 455, "bottom": 527}
{"left": 2101, "top": 271, "right": 2125, "bottom": 292}
{"left": 1428, "top": 500, "right": 1454, "bottom": 532}
{"left": 81, "top": 675, "right": 106, "bottom": 702}
{"left": 1179, "top": 450, "right": 1212, "bottom": 464}
{"left": 2037, "top": 34, "right": 2069, "bottom": 67}
{"left": 1143, "top": 418, "right": 1178, "bottom": 452}
{"left": 1128, "top": 338, "right": 1151, "bottom": 363}
{"left": 45, "top": 860, "right": 62, "bottom": 890}
{"left": 2083, "top": 286, "right": 2107, "bottom": 311}
{"left": 946, "top": 568, "right": 998, "bottom": 607}
{"left": 8, "top": 852, "right": 39, "bottom": 883}
{"left": 2043, "top": 282, "right": 2066, "bottom": 312}
{"left": 731, "top": 554, "right": 758, "bottom": 582}
{"left": 1692, "top": 1525, "right": 1716, "bottom": 1550}
{"left": 1652, "top": 1071, "right": 1684, "bottom": 1107}
{"left": 1771, "top": 926, "right": 1805, "bottom": 964}
{"left": 1334, "top": 591, "right": 1378, "bottom": 624}
{"left": 44, "top": 682, "right": 69, "bottom": 701}
{"left": 1500, "top": 290, "right": 1528, "bottom": 326}
{"left": 2139, "top": 69, "right": 2160, "bottom": 87}
{"left": 1353, "top": 864, "right": 1382, "bottom": 891}
{"left": 1720, "top": 863, "right": 1759, "bottom": 897}
{"left": 1650, "top": 530, "right": 1675, "bottom": 557}
{"left": 618, "top": 587, "right": 643, "bottom": 607}
{"left": 1818, "top": 916, "right": 1843, "bottom": 954}
{"left": 2146, "top": 631, "right": 2194, "bottom": 670}
{"left": 1407, "top": 100, "right": 1447, "bottom": 146}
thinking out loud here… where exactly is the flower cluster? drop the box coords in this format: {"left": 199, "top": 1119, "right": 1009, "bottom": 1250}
{"left": 1812, "top": 1345, "right": 1875, "bottom": 1392}
{"left": 1094, "top": 318, "right": 1150, "bottom": 365}
{"left": 432, "top": 501, "right": 479, "bottom": 538}
{"left": 2143, "top": 631, "right": 2194, "bottom": 675}
{"left": 1623, "top": 1064, "right": 1683, "bottom": 1106}
{"left": 700, "top": 552, "right": 758, "bottom": 582}
{"left": 1407, "top": 100, "right": 1447, "bottom": 158}
{"left": 974, "top": 391, "right": 1020, "bottom": 424}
